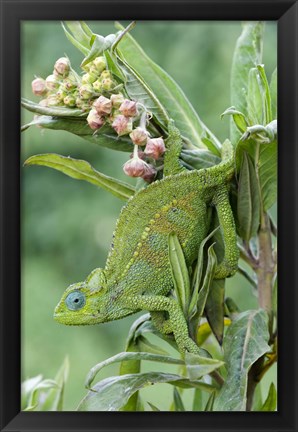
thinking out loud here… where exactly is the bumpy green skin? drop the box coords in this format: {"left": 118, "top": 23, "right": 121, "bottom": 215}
{"left": 54, "top": 121, "right": 239, "bottom": 355}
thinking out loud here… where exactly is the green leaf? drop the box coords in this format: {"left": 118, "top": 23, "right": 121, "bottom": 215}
{"left": 247, "top": 67, "right": 265, "bottom": 125}
{"left": 21, "top": 375, "right": 43, "bottom": 409}
{"left": 205, "top": 279, "right": 225, "bottom": 345}
{"left": 115, "top": 54, "right": 169, "bottom": 129}
{"left": 40, "top": 357, "right": 69, "bottom": 411}
{"left": 270, "top": 68, "right": 277, "bottom": 120}
{"left": 237, "top": 152, "right": 260, "bottom": 241}
{"left": 63, "top": 21, "right": 92, "bottom": 49}
{"left": 185, "top": 352, "right": 224, "bottom": 381}
{"left": 192, "top": 388, "right": 203, "bottom": 411}
{"left": 189, "top": 243, "right": 217, "bottom": 321}
{"left": 168, "top": 232, "right": 191, "bottom": 316}
{"left": 115, "top": 22, "right": 220, "bottom": 151}
{"left": 221, "top": 106, "right": 248, "bottom": 133}
{"left": 81, "top": 33, "right": 117, "bottom": 68}
{"left": 78, "top": 372, "right": 216, "bottom": 411}
{"left": 230, "top": 22, "right": 264, "bottom": 144}
{"left": 61, "top": 22, "right": 90, "bottom": 55}
{"left": 173, "top": 388, "right": 185, "bottom": 411}
{"left": 237, "top": 138, "right": 277, "bottom": 211}
{"left": 147, "top": 402, "right": 161, "bottom": 411}
{"left": 204, "top": 391, "right": 216, "bottom": 411}
{"left": 260, "top": 382, "right": 277, "bottom": 411}
{"left": 24, "top": 115, "right": 133, "bottom": 153}
{"left": 180, "top": 149, "right": 221, "bottom": 171}
{"left": 24, "top": 379, "right": 59, "bottom": 411}
{"left": 24, "top": 154, "right": 135, "bottom": 201}
{"left": 85, "top": 352, "right": 184, "bottom": 389}
{"left": 257, "top": 64, "right": 272, "bottom": 124}
{"left": 21, "top": 98, "right": 86, "bottom": 118}
{"left": 214, "top": 309, "right": 270, "bottom": 411}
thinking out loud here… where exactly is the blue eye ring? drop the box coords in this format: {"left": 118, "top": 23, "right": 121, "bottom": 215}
{"left": 65, "top": 291, "right": 86, "bottom": 311}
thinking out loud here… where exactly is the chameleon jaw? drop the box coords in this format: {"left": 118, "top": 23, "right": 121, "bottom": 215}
{"left": 53, "top": 311, "right": 102, "bottom": 325}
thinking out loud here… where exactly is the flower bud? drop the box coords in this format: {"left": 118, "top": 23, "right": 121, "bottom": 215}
{"left": 145, "top": 137, "right": 166, "bottom": 160}
{"left": 110, "top": 93, "right": 125, "bottom": 108}
{"left": 141, "top": 165, "right": 157, "bottom": 183}
{"left": 101, "top": 78, "right": 115, "bottom": 91}
{"left": 54, "top": 57, "right": 70, "bottom": 77}
{"left": 92, "top": 56, "right": 106, "bottom": 73}
{"left": 63, "top": 95, "right": 76, "bottom": 107}
{"left": 93, "top": 95, "right": 112, "bottom": 116}
{"left": 56, "top": 89, "right": 67, "bottom": 102}
{"left": 46, "top": 94, "right": 61, "bottom": 107}
{"left": 79, "top": 84, "right": 94, "bottom": 100}
{"left": 92, "top": 79, "right": 103, "bottom": 93}
{"left": 45, "top": 74, "right": 60, "bottom": 91}
{"left": 119, "top": 99, "right": 138, "bottom": 117}
{"left": 87, "top": 109, "right": 105, "bottom": 130}
{"left": 63, "top": 79, "right": 78, "bottom": 91}
{"left": 31, "top": 78, "right": 47, "bottom": 96}
{"left": 129, "top": 127, "right": 148, "bottom": 146}
{"left": 123, "top": 158, "right": 155, "bottom": 178}
{"left": 112, "top": 115, "right": 133, "bottom": 136}
{"left": 100, "top": 70, "right": 112, "bottom": 80}
{"left": 81, "top": 72, "right": 97, "bottom": 85}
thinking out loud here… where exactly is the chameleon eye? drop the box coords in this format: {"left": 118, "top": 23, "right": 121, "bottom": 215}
{"left": 65, "top": 291, "right": 86, "bottom": 311}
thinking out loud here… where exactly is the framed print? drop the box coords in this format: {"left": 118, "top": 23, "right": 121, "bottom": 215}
{"left": 0, "top": 0, "right": 297, "bottom": 431}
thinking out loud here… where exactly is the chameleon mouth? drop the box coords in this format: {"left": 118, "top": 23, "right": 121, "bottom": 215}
{"left": 53, "top": 312, "right": 101, "bottom": 325}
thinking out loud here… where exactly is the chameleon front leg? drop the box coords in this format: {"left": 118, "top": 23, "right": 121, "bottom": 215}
{"left": 213, "top": 187, "right": 239, "bottom": 279}
{"left": 163, "top": 120, "right": 186, "bottom": 177}
{"left": 123, "top": 295, "right": 200, "bottom": 355}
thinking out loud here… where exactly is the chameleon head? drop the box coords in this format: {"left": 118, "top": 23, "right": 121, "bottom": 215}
{"left": 54, "top": 268, "right": 108, "bottom": 325}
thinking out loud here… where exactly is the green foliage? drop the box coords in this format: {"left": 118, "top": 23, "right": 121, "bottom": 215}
{"left": 21, "top": 20, "right": 277, "bottom": 412}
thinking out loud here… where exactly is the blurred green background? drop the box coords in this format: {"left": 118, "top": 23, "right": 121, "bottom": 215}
{"left": 21, "top": 21, "right": 277, "bottom": 410}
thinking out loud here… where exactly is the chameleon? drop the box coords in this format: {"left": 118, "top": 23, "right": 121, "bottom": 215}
{"left": 54, "top": 121, "right": 239, "bottom": 355}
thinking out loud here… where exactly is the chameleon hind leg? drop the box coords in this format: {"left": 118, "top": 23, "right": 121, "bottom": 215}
{"left": 163, "top": 120, "right": 186, "bottom": 177}
{"left": 150, "top": 311, "right": 173, "bottom": 334}
{"left": 123, "top": 295, "right": 201, "bottom": 355}
{"left": 212, "top": 186, "right": 239, "bottom": 279}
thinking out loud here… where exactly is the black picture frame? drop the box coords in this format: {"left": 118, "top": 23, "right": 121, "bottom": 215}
{"left": 1, "top": 0, "right": 297, "bottom": 431}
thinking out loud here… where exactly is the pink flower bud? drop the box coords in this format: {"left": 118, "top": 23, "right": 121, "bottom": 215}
{"left": 129, "top": 127, "right": 148, "bottom": 146}
{"left": 123, "top": 158, "right": 154, "bottom": 178}
{"left": 112, "top": 115, "right": 133, "bottom": 136}
{"left": 87, "top": 109, "right": 105, "bottom": 130}
{"left": 141, "top": 165, "right": 157, "bottom": 183}
{"left": 31, "top": 78, "right": 47, "bottom": 96}
{"left": 119, "top": 99, "right": 138, "bottom": 117}
{"left": 54, "top": 57, "right": 70, "bottom": 77}
{"left": 110, "top": 93, "right": 125, "bottom": 108}
{"left": 45, "top": 74, "right": 59, "bottom": 91}
{"left": 93, "top": 96, "right": 112, "bottom": 116}
{"left": 145, "top": 137, "right": 166, "bottom": 160}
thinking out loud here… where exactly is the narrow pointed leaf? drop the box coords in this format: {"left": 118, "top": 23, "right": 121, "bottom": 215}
{"left": 237, "top": 152, "right": 260, "bottom": 241}
{"left": 78, "top": 372, "right": 216, "bottom": 411}
{"left": 205, "top": 279, "right": 225, "bottom": 345}
{"left": 168, "top": 232, "right": 190, "bottom": 316}
{"left": 180, "top": 149, "right": 221, "bottom": 171}
{"left": 61, "top": 22, "right": 90, "bottom": 55}
{"left": 214, "top": 309, "right": 270, "bottom": 411}
{"left": 247, "top": 67, "right": 264, "bottom": 125}
{"left": 81, "top": 34, "right": 117, "bottom": 68}
{"left": 204, "top": 391, "right": 216, "bottom": 411}
{"left": 192, "top": 388, "right": 203, "bottom": 411}
{"left": 21, "top": 98, "right": 86, "bottom": 118}
{"left": 185, "top": 352, "right": 224, "bottom": 381}
{"left": 270, "top": 68, "right": 277, "bottom": 120}
{"left": 63, "top": 21, "right": 92, "bottom": 48}
{"left": 173, "top": 388, "right": 185, "bottom": 411}
{"left": 115, "top": 22, "right": 220, "bottom": 151}
{"left": 257, "top": 64, "right": 272, "bottom": 123}
{"left": 260, "top": 382, "right": 277, "bottom": 411}
{"left": 230, "top": 22, "right": 264, "bottom": 144}
{"left": 147, "top": 402, "right": 161, "bottom": 411}
{"left": 24, "top": 154, "right": 135, "bottom": 200}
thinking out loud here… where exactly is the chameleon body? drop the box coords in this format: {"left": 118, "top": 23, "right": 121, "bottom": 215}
{"left": 54, "top": 122, "right": 239, "bottom": 354}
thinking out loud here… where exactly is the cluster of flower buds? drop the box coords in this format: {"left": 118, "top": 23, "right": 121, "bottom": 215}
{"left": 30, "top": 54, "right": 166, "bottom": 184}
{"left": 31, "top": 55, "right": 118, "bottom": 112}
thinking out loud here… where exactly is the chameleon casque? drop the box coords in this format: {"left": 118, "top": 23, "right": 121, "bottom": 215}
{"left": 54, "top": 121, "right": 239, "bottom": 355}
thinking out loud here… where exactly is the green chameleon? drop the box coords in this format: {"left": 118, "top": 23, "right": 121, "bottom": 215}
{"left": 54, "top": 121, "right": 239, "bottom": 355}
